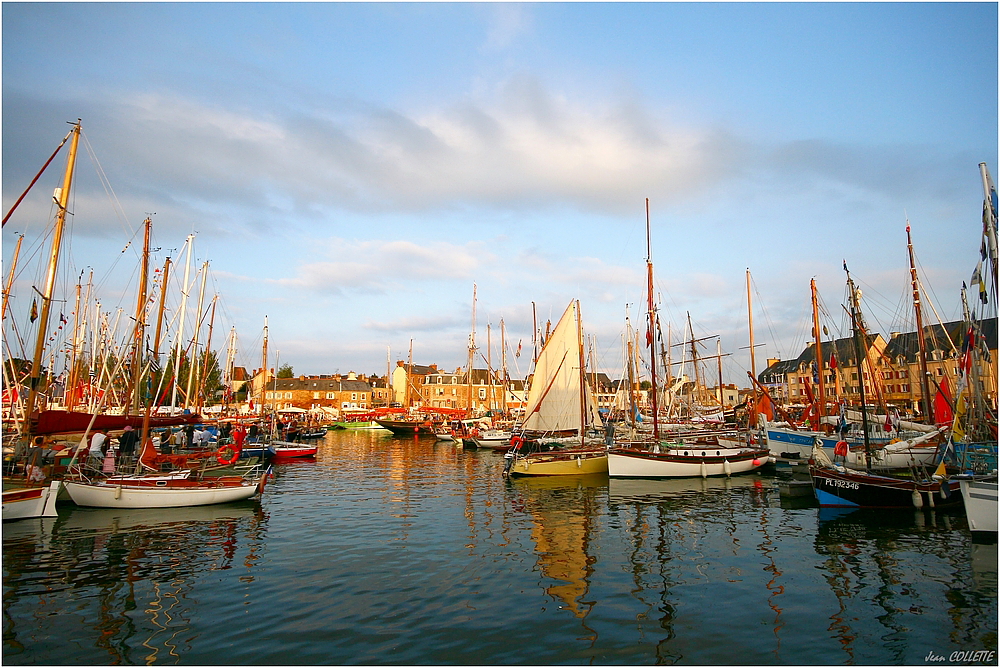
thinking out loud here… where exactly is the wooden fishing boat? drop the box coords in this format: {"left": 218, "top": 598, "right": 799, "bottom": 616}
{"left": 810, "top": 465, "right": 961, "bottom": 509}
{"left": 62, "top": 470, "right": 262, "bottom": 509}
{"left": 608, "top": 444, "right": 771, "bottom": 478}
{"left": 267, "top": 441, "right": 318, "bottom": 459}
{"left": 505, "top": 299, "right": 607, "bottom": 476}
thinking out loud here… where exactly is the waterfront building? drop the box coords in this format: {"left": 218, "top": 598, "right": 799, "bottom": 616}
{"left": 264, "top": 373, "right": 374, "bottom": 414}
{"left": 757, "top": 317, "right": 997, "bottom": 418}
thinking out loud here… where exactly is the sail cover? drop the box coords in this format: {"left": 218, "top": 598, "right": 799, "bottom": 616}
{"left": 521, "top": 300, "right": 603, "bottom": 433}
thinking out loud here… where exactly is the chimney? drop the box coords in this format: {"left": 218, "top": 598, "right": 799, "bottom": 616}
{"left": 347, "top": 371, "right": 357, "bottom": 380}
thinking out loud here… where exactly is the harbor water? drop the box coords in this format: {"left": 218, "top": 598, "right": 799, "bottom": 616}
{"left": 3, "top": 429, "right": 997, "bottom": 665}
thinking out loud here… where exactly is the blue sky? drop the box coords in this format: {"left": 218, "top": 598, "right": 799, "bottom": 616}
{"left": 3, "top": 2, "right": 997, "bottom": 387}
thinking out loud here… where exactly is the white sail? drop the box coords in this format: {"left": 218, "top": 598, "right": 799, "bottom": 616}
{"left": 521, "top": 300, "right": 603, "bottom": 433}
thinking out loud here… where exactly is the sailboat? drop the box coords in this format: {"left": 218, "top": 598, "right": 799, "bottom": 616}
{"left": 951, "top": 162, "right": 999, "bottom": 533}
{"left": 808, "top": 259, "right": 962, "bottom": 509}
{"left": 607, "top": 200, "right": 770, "bottom": 478}
{"left": 503, "top": 300, "right": 608, "bottom": 476}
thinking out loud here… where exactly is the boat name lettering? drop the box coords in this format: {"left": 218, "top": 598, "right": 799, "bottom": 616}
{"left": 822, "top": 478, "right": 859, "bottom": 490}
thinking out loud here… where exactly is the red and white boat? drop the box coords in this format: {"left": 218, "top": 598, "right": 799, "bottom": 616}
{"left": 268, "top": 440, "right": 318, "bottom": 459}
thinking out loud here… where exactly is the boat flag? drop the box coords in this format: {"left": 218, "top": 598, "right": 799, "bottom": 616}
{"left": 829, "top": 351, "right": 838, "bottom": 370}
{"left": 515, "top": 339, "right": 522, "bottom": 358}
{"left": 933, "top": 375, "right": 954, "bottom": 425}
{"left": 29, "top": 299, "right": 38, "bottom": 322}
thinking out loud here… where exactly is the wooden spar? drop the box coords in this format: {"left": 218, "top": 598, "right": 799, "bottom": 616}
{"left": 1, "top": 234, "right": 23, "bottom": 322}
{"left": 467, "top": 283, "right": 476, "bottom": 414}
{"left": 170, "top": 234, "right": 195, "bottom": 410}
{"left": 576, "top": 300, "right": 587, "bottom": 447}
{"left": 810, "top": 278, "right": 826, "bottom": 428}
{"left": 260, "top": 316, "right": 268, "bottom": 414}
{"left": 186, "top": 261, "right": 209, "bottom": 409}
{"left": 906, "top": 223, "right": 934, "bottom": 421}
{"left": 21, "top": 120, "right": 81, "bottom": 440}
{"left": 128, "top": 217, "right": 152, "bottom": 414}
{"left": 2, "top": 129, "right": 72, "bottom": 227}
{"left": 646, "top": 198, "right": 660, "bottom": 441}
{"left": 844, "top": 263, "right": 873, "bottom": 472}
{"left": 746, "top": 269, "right": 757, "bottom": 427}
{"left": 716, "top": 337, "right": 724, "bottom": 408}
{"left": 197, "top": 295, "right": 218, "bottom": 412}
{"left": 138, "top": 256, "right": 172, "bottom": 472}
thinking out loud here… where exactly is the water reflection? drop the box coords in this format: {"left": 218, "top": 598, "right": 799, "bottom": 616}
{"left": 814, "top": 508, "right": 992, "bottom": 663}
{"left": 3, "top": 502, "right": 267, "bottom": 665}
{"left": 508, "top": 474, "right": 604, "bottom": 622}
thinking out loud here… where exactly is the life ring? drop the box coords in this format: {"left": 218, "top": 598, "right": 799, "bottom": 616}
{"left": 510, "top": 435, "right": 523, "bottom": 450}
{"left": 834, "top": 441, "right": 849, "bottom": 457}
{"left": 217, "top": 444, "right": 239, "bottom": 465}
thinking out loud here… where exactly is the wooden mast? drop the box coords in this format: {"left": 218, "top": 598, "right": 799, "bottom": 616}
{"left": 576, "top": 299, "right": 587, "bottom": 447}
{"left": 138, "top": 256, "right": 171, "bottom": 469}
{"left": 844, "top": 263, "right": 873, "bottom": 472}
{"left": 746, "top": 269, "right": 757, "bottom": 427}
{"left": 21, "top": 120, "right": 82, "bottom": 440}
{"left": 906, "top": 223, "right": 934, "bottom": 421}
{"left": 128, "top": 217, "right": 152, "bottom": 414}
{"left": 645, "top": 198, "right": 660, "bottom": 442}
{"left": 810, "top": 278, "right": 826, "bottom": 429}
{"left": 260, "top": 316, "right": 268, "bottom": 415}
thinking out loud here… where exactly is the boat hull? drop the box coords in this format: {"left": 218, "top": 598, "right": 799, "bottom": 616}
{"left": 809, "top": 466, "right": 963, "bottom": 509}
{"left": 2, "top": 482, "right": 60, "bottom": 521}
{"left": 959, "top": 477, "right": 998, "bottom": 533}
{"left": 607, "top": 447, "right": 770, "bottom": 478}
{"left": 510, "top": 450, "right": 608, "bottom": 476}
{"left": 63, "top": 479, "right": 257, "bottom": 508}
{"left": 268, "top": 441, "right": 318, "bottom": 458}
{"left": 375, "top": 419, "right": 439, "bottom": 435}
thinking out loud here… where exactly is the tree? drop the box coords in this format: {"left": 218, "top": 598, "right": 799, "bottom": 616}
{"left": 277, "top": 363, "right": 294, "bottom": 378}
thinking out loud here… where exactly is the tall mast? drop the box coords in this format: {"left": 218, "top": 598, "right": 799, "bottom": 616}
{"left": 810, "top": 278, "right": 826, "bottom": 428}
{"left": 467, "top": 283, "right": 477, "bottom": 414}
{"left": 1, "top": 234, "right": 23, "bottom": 322}
{"left": 746, "top": 269, "right": 758, "bottom": 427}
{"left": 225, "top": 325, "right": 237, "bottom": 412}
{"left": 687, "top": 312, "right": 702, "bottom": 410}
{"left": 21, "top": 119, "right": 82, "bottom": 439}
{"left": 716, "top": 337, "right": 724, "bottom": 408}
{"left": 906, "top": 223, "right": 933, "bottom": 421}
{"left": 844, "top": 262, "right": 872, "bottom": 471}
{"left": 170, "top": 234, "right": 195, "bottom": 410}
{"left": 646, "top": 198, "right": 660, "bottom": 441}
{"left": 128, "top": 216, "right": 152, "bottom": 414}
{"left": 576, "top": 300, "right": 587, "bottom": 446}
{"left": 260, "top": 316, "right": 268, "bottom": 414}
{"left": 186, "top": 261, "right": 209, "bottom": 409}
{"left": 979, "top": 163, "right": 999, "bottom": 298}
{"left": 197, "top": 295, "right": 217, "bottom": 413}
{"left": 139, "top": 256, "right": 171, "bottom": 463}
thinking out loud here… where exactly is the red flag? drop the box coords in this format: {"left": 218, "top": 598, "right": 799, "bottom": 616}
{"left": 933, "top": 376, "right": 954, "bottom": 425}
{"left": 829, "top": 352, "right": 838, "bottom": 370}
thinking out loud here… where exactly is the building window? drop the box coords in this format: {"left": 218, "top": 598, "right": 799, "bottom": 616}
{"left": 351, "top": 393, "right": 357, "bottom": 401}
{"left": 285, "top": 392, "right": 293, "bottom": 399}
{"left": 326, "top": 392, "right": 335, "bottom": 399}
{"left": 479, "top": 388, "right": 487, "bottom": 400}
{"left": 266, "top": 391, "right": 273, "bottom": 399}
{"left": 313, "top": 392, "right": 320, "bottom": 399}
